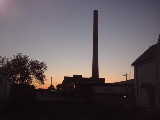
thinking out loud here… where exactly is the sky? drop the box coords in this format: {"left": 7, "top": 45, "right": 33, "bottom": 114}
{"left": 0, "top": 0, "right": 160, "bottom": 88}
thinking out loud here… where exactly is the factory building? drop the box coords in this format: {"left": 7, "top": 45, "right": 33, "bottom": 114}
{"left": 62, "top": 10, "right": 105, "bottom": 92}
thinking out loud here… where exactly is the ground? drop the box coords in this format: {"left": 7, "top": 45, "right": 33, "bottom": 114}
{"left": 0, "top": 101, "right": 160, "bottom": 120}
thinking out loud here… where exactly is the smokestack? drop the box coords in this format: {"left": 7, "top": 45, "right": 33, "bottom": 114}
{"left": 92, "top": 10, "right": 99, "bottom": 78}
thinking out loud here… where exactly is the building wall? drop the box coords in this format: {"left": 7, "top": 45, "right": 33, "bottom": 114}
{"left": 137, "top": 61, "right": 156, "bottom": 84}
{"left": 135, "top": 59, "right": 160, "bottom": 107}
{"left": 92, "top": 86, "right": 127, "bottom": 95}
{"left": 158, "top": 60, "right": 160, "bottom": 82}
{"left": 0, "top": 75, "right": 10, "bottom": 101}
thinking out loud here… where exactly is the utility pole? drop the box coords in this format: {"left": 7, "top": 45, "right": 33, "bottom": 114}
{"left": 122, "top": 73, "right": 128, "bottom": 98}
{"left": 51, "top": 76, "right": 53, "bottom": 86}
{"left": 123, "top": 73, "right": 128, "bottom": 81}
{"left": 49, "top": 76, "right": 55, "bottom": 91}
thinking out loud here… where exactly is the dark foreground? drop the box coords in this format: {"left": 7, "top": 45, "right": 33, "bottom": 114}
{"left": 0, "top": 101, "right": 160, "bottom": 120}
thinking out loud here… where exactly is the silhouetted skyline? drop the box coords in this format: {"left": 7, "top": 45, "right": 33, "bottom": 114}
{"left": 0, "top": 0, "right": 160, "bottom": 87}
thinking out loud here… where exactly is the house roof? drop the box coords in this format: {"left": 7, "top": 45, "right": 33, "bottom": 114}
{"left": 132, "top": 41, "right": 160, "bottom": 66}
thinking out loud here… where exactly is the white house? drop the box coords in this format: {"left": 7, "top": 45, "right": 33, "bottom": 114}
{"left": 132, "top": 35, "right": 160, "bottom": 107}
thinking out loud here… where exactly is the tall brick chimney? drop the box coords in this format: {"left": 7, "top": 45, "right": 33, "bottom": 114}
{"left": 92, "top": 10, "right": 99, "bottom": 78}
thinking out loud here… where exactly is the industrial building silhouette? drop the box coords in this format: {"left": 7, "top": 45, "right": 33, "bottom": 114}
{"left": 62, "top": 10, "right": 105, "bottom": 92}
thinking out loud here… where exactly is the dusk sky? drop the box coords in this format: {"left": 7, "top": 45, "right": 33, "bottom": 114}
{"left": 0, "top": 0, "right": 160, "bottom": 88}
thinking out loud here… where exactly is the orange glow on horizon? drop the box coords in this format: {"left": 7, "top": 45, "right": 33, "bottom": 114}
{"left": 37, "top": 70, "right": 134, "bottom": 89}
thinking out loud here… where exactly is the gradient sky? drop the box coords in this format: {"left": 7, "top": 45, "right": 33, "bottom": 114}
{"left": 0, "top": 0, "right": 160, "bottom": 88}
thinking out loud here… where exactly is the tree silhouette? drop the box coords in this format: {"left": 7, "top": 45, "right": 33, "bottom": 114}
{"left": 0, "top": 53, "right": 47, "bottom": 86}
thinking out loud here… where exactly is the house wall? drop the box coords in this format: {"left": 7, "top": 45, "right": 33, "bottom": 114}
{"left": 137, "top": 61, "right": 156, "bottom": 84}
{"left": 135, "top": 59, "right": 160, "bottom": 107}
{"left": 158, "top": 60, "right": 160, "bottom": 82}
{"left": 157, "top": 46, "right": 160, "bottom": 82}
{"left": 154, "top": 57, "right": 160, "bottom": 107}
{"left": 134, "top": 42, "right": 160, "bottom": 107}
